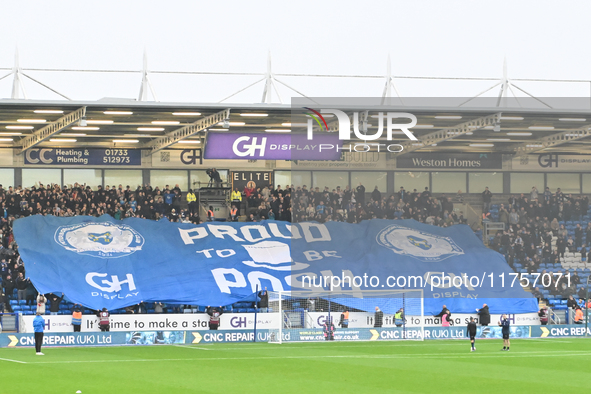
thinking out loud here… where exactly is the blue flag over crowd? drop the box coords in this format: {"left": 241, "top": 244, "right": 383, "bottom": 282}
{"left": 13, "top": 215, "right": 538, "bottom": 314}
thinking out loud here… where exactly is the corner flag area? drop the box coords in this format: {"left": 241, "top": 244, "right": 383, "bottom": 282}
{"left": 2, "top": 338, "right": 591, "bottom": 393}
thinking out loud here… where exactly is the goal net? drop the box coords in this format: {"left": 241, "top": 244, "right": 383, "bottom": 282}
{"left": 267, "top": 289, "right": 424, "bottom": 344}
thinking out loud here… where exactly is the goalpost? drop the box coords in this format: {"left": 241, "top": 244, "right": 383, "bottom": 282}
{"left": 267, "top": 289, "right": 424, "bottom": 344}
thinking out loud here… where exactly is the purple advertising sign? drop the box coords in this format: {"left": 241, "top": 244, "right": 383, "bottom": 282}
{"left": 204, "top": 132, "right": 342, "bottom": 160}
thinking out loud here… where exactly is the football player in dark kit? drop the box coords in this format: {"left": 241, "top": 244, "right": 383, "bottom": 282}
{"left": 499, "top": 314, "right": 511, "bottom": 351}
{"left": 466, "top": 317, "right": 477, "bottom": 352}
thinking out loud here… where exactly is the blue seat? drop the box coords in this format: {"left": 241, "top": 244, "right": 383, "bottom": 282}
{"left": 18, "top": 300, "right": 26, "bottom": 305}
{"left": 12, "top": 306, "right": 21, "bottom": 311}
{"left": 237, "top": 308, "right": 247, "bottom": 313}
{"left": 9, "top": 300, "right": 17, "bottom": 306}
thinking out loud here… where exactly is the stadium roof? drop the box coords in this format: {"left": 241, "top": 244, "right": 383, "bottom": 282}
{"left": 0, "top": 98, "right": 591, "bottom": 155}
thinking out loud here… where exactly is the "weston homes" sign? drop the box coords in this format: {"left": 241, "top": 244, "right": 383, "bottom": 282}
{"left": 396, "top": 153, "right": 503, "bottom": 169}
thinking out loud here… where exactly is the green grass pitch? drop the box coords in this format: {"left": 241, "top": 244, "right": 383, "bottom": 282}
{"left": 2, "top": 338, "right": 591, "bottom": 393}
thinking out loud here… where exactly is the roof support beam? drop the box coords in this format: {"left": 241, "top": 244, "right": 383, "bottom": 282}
{"left": 397, "top": 112, "right": 502, "bottom": 155}
{"left": 142, "top": 109, "right": 231, "bottom": 155}
{"left": 17, "top": 107, "right": 86, "bottom": 154}
{"left": 513, "top": 125, "right": 591, "bottom": 157}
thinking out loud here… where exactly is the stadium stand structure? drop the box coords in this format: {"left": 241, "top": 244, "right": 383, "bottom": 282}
{"left": 0, "top": 181, "right": 589, "bottom": 318}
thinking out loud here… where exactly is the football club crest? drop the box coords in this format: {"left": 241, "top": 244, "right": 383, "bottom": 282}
{"left": 377, "top": 225, "right": 464, "bottom": 262}
{"left": 54, "top": 222, "right": 145, "bottom": 258}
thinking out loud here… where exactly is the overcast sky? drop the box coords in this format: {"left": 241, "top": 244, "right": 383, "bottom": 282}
{"left": 1, "top": 0, "right": 590, "bottom": 103}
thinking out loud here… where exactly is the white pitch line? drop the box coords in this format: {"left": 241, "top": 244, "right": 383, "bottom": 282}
{"left": 527, "top": 339, "right": 573, "bottom": 343}
{"left": 26, "top": 350, "right": 591, "bottom": 365}
{"left": 0, "top": 357, "right": 27, "bottom": 364}
{"left": 173, "top": 345, "right": 210, "bottom": 350}
{"left": 194, "top": 342, "right": 472, "bottom": 351}
{"left": 181, "top": 338, "right": 589, "bottom": 351}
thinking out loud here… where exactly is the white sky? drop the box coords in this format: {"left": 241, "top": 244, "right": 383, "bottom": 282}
{"left": 1, "top": 0, "right": 590, "bottom": 103}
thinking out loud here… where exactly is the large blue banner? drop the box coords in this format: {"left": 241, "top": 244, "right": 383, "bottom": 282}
{"left": 13, "top": 216, "right": 538, "bottom": 313}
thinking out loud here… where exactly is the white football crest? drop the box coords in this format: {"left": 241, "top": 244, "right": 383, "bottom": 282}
{"left": 54, "top": 222, "right": 145, "bottom": 258}
{"left": 376, "top": 225, "right": 464, "bottom": 262}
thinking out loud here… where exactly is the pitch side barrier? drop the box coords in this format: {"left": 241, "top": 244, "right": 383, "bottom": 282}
{"left": 0, "top": 325, "right": 589, "bottom": 348}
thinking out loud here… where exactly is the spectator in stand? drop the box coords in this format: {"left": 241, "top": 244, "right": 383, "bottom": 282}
{"left": 398, "top": 187, "right": 407, "bottom": 203}
{"left": 36, "top": 293, "right": 47, "bottom": 315}
{"left": 509, "top": 209, "right": 519, "bottom": 230}
{"left": 538, "top": 306, "right": 549, "bottom": 325}
{"left": 476, "top": 303, "right": 490, "bottom": 326}
{"left": 434, "top": 305, "right": 451, "bottom": 324}
{"left": 550, "top": 218, "right": 559, "bottom": 236}
{"left": 530, "top": 186, "right": 539, "bottom": 201}
{"left": 356, "top": 183, "right": 366, "bottom": 206}
{"left": 371, "top": 186, "right": 381, "bottom": 203}
{"left": 163, "top": 188, "right": 175, "bottom": 213}
{"left": 257, "top": 287, "right": 269, "bottom": 312}
{"left": 3, "top": 274, "right": 14, "bottom": 299}
{"left": 374, "top": 306, "right": 383, "bottom": 328}
{"left": 207, "top": 206, "right": 215, "bottom": 222}
{"left": 482, "top": 187, "right": 492, "bottom": 214}
{"left": 16, "top": 272, "right": 29, "bottom": 303}
{"left": 244, "top": 181, "right": 256, "bottom": 207}
{"left": 47, "top": 292, "right": 64, "bottom": 315}
{"left": 543, "top": 186, "right": 552, "bottom": 203}
{"left": 575, "top": 223, "right": 584, "bottom": 248}
{"left": 567, "top": 295, "right": 578, "bottom": 309}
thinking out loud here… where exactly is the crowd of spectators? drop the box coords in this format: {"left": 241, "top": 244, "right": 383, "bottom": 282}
{"left": 485, "top": 187, "right": 591, "bottom": 302}
{"left": 244, "top": 184, "right": 468, "bottom": 227}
